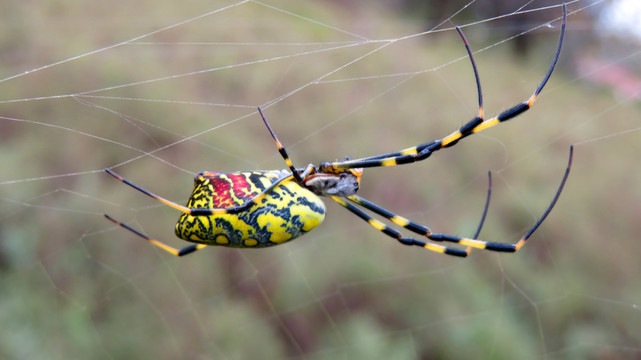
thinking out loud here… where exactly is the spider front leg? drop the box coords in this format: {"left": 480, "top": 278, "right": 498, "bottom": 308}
{"left": 320, "top": 4, "right": 566, "bottom": 173}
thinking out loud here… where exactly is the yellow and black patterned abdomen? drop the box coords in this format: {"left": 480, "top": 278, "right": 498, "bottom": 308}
{"left": 175, "top": 171, "right": 326, "bottom": 248}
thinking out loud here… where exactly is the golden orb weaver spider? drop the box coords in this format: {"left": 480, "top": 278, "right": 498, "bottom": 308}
{"left": 104, "top": 5, "right": 571, "bottom": 258}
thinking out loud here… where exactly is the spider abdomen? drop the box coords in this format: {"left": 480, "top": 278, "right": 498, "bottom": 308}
{"left": 175, "top": 171, "right": 326, "bottom": 248}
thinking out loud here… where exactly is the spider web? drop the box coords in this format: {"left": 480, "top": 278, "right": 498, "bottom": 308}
{"left": 1, "top": 0, "right": 640, "bottom": 358}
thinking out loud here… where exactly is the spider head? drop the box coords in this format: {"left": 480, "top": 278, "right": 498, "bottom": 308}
{"left": 303, "top": 167, "right": 363, "bottom": 197}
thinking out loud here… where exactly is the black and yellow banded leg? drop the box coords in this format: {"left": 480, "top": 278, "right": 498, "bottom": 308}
{"left": 320, "top": 5, "right": 566, "bottom": 173}
{"left": 336, "top": 145, "right": 572, "bottom": 256}
{"left": 104, "top": 214, "right": 208, "bottom": 256}
{"left": 257, "top": 106, "right": 304, "bottom": 183}
{"left": 440, "top": 5, "right": 564, "bottom": 151}
{"left": 351, "top": 25, "right": 486, "bottom": 167}
{"left": 104, "top": 168, "right": 296, "bottom": 216}
{"left": 343, "top": 171, "right": 492, "bottom": 253}
{"left": 340, "top": 195, "right": 501, "bottom": 254}
{"left": 330, "top": 196, "right": 471, "bottom": 257}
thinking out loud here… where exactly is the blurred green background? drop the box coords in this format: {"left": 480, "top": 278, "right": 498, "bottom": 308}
{"left": 1, "top": 0, "right": 640, "bottom": 359}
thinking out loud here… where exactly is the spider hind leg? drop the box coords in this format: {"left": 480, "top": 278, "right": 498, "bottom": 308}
{"left": 104, "top": 214, "right": 207, "bottom": 256}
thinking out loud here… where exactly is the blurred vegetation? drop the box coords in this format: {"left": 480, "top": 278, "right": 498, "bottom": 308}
{"left": 1, "top": 0, "right": 640, "bottom": 359}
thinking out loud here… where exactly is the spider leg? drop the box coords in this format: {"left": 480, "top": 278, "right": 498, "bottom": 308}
{"left": 340, "top": 171, "right": 490, "bottom": 255}
{"left": 104, "top": 168, "right": 296, "bottom": 216}
{"left": 457, "top": 26, "right": 484, "bottom": 121}
{"left": 336, "top": 146, "right": 572, "bottom": 256}
{"left": 513, "top": 145, "right": 573, "bottom": 250}
{"left": 341, "top": 194, "right": 499, "bottom": 254}
{"left": 331, "top": 26, "right": 485, "bottom": 166}
{"left": 320, "top": 4, "right": 566, "bottom": 172}
{"left": 257, "top": 106, "right": 305, "bottom": 183}
{"left": 330, "top": 196, "right": 470, "bottom": 257}
{"left": 473, "top": 171, "right": 492, "bottom": 239}
{"left": 104, "top": 214, "right": 208, "bottom": 256}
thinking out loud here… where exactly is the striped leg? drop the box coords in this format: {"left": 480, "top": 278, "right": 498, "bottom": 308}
{"left": 257, "top": 106, "right": 305, "bottom": 183}
{"left": 320, "top": 4, "right": 566, "bottom": 173}
{"left": 331, "top": 146, "right": 572, "bottom": 256}
{"left": 338, "top": 171, "right": 490, "bottom": 255}
{"left": 346, "top": 170, "right": 492, "bottom": 251}
{"left": 330, "top": 196, "right": 470, "bottom": 257}
{"left": 349, "top": 25, "right": 486, "bottom": 166}
{"left": 104, "top": 214, "right": 207, "bottom": 256}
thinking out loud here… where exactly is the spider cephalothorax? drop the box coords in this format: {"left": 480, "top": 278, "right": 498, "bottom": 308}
{"left": 303, "top": 166, "right": 362, "bottom": 197}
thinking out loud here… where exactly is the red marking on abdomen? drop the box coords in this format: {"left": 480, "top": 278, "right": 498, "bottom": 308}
{"left": 211, "top": 176, "right": 234, "bottom": 208}
{"left": 211, "top": 174, "right": 257, "bottom": 208}
{"left": 228, "top": 173, "right": 254, "bottom": 199}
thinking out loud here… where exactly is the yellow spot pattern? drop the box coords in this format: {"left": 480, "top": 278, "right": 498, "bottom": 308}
{"left": 215, "top": 234, "right": 229, "bottom": 245}
{"left": 244, "top": 239, "right": 258, "bottom": 247}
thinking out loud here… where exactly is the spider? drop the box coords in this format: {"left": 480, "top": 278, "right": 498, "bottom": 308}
{"left": 104, "top": 5, "right": 571, "bottom": 258}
